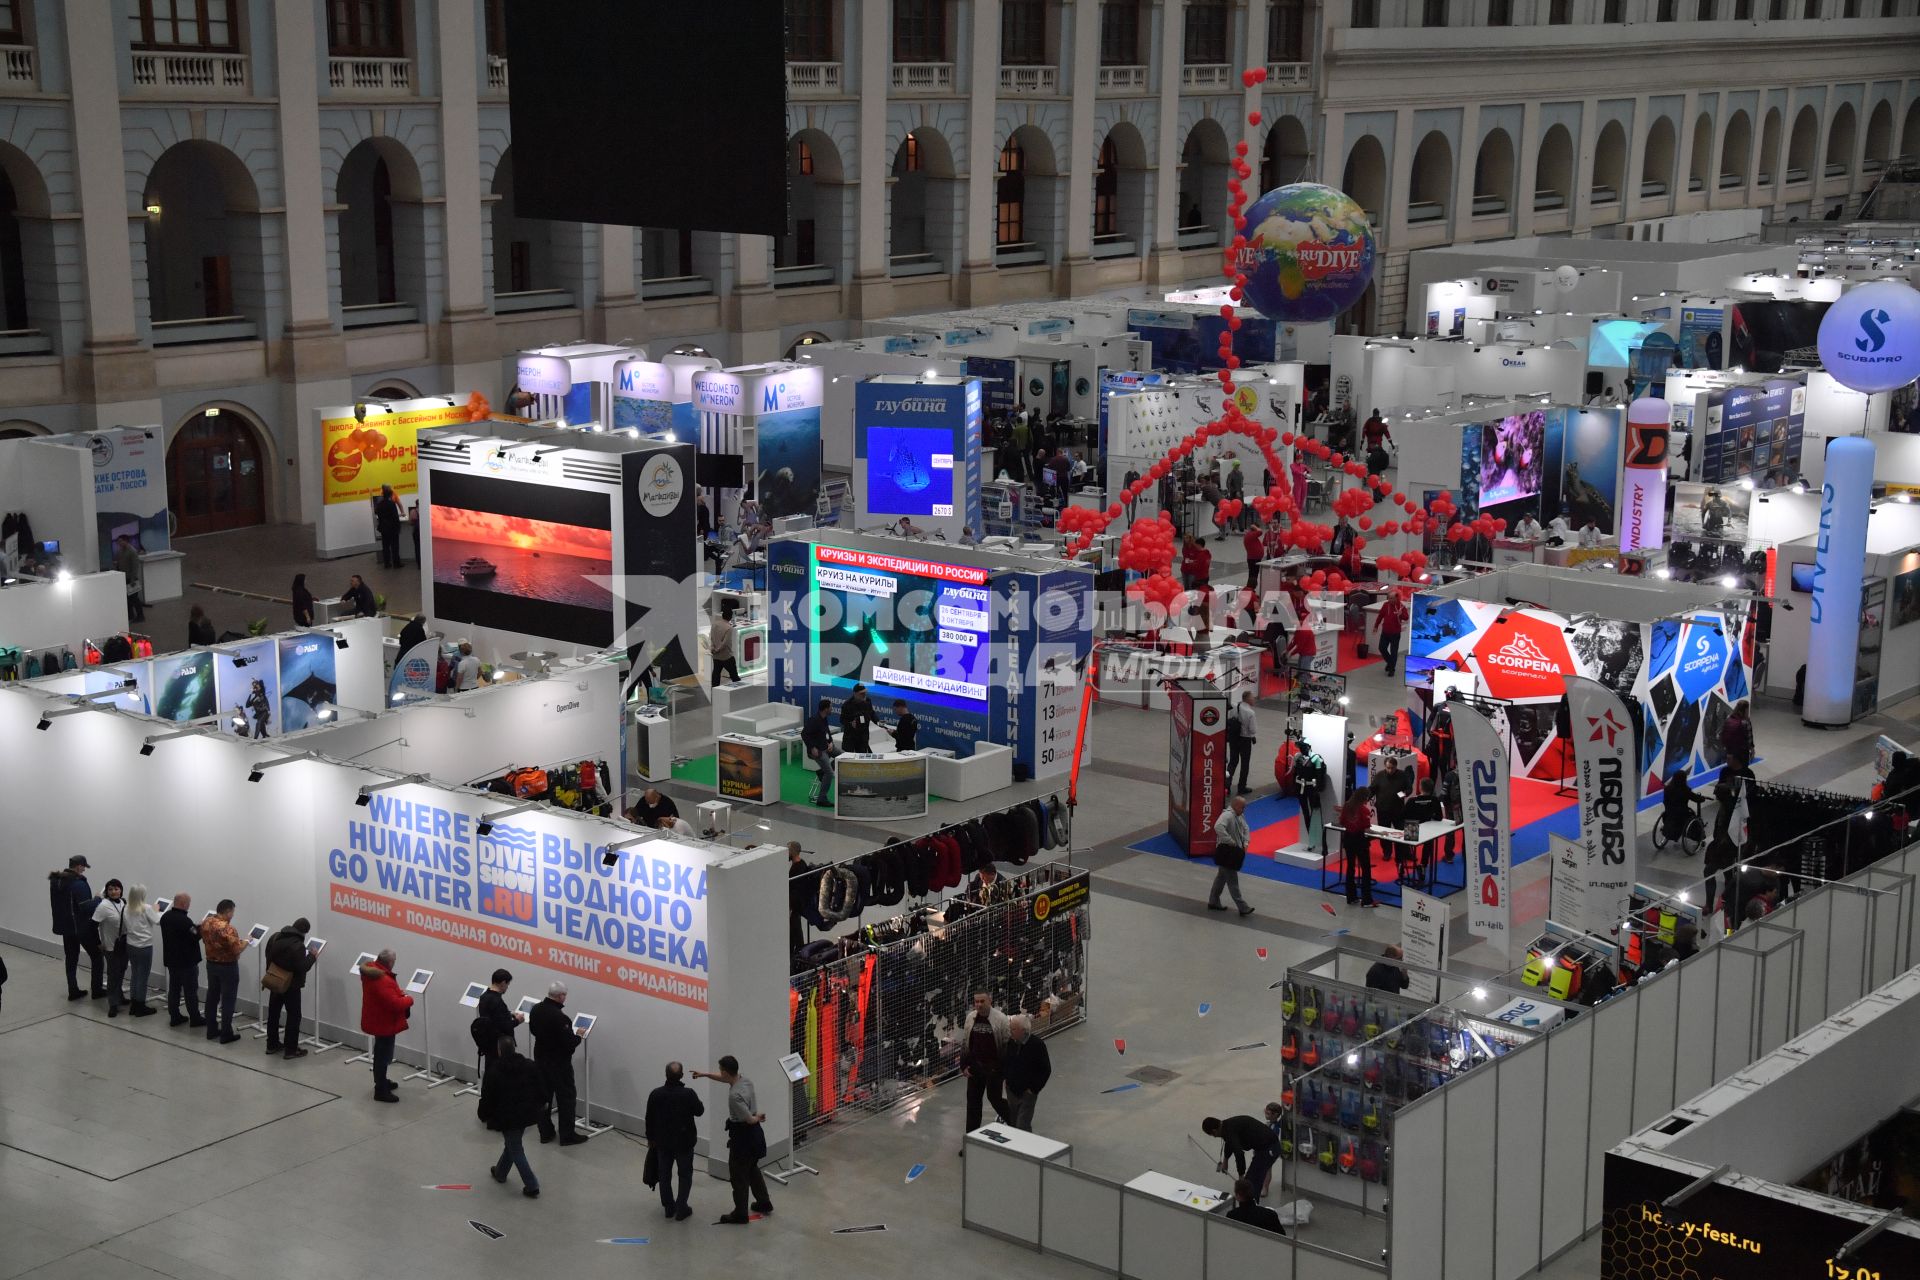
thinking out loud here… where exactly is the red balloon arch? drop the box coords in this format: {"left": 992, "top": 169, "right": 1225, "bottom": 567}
{"left": 1056, "top": 66, "right": 1509, "bottom": 617}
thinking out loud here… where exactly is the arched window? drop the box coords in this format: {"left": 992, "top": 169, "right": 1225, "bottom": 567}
{"left": 997, "top": 138, "right": 1026, "bottom": 245}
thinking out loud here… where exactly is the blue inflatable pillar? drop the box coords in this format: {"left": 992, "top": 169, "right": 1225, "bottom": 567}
{"left": 1804, "top": 436, "right": 1875, "bottom": 727}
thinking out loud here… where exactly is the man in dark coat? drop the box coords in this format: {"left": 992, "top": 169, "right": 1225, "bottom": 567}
{"left": 48, "top": 854, "right": 99, "bottom": 999}
{"left": 479, "top": 1037, "right": 547, "bottom": 1196}
{"left": 1226, "top": 1178, "right": 1287, "bottom": 1234}
{"left": 529, "top": 982, "right": 586, "bottom": 1145}
{"left": 1002, "top": 1014, "right": 1052, "bottom": 1131}
{"left": 262, "top": 918, "right": 316, "bottom": 1058}
{"left": 373, "top": 484, "right": 404, "bottom": 568}
{"left": 159, "top": 892, "right": 203, "bottom": 1027}
{"left": 1204, "top": 1113, "right": 1283, "bottom": 1200}
{"left": 644, "top": 1061, "right": 707, "bottom": 1220}
{"left": 397, "top": 613, "right": 429, "bottom": 654}
{"left": 475, "top": 968, "right": 523, "bottom": 1076}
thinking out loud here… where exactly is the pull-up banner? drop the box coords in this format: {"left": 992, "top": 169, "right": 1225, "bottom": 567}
{"left": 1567, "top": 676, "right": 1633, "bottom": 933}
{"left": 1453, "top": 706, "right": 1511, "bottom": 950}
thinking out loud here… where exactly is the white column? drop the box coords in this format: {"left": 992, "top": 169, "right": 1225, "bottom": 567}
{"left": 437, "top": 1, "right": 486, "bottom": 318}
{"left": 1386, "top": 108, "right": 1413, "bottom": 248}
{"left": 1453, "top": 104, "right": 1480, "bottom": 234}
{"left": 601, "top": 226, "right": 635, "bottom": 301}
{"left": 737, "top": 235, "right": 772, "bottom": 287}
{"left": 1242, "top": 0, "right": 1268, "bottom": 160}
{"left": 1063, "top": 0, "right": 1100, "bottom": 260}
{"left": 63, "top": 0, "right": 136, "bottom": 349}
{"left": 1513, "top": 100, "right": 1542, "bottom": 236}
{"left": 1623, "top": 97, "right": 1649, "bottom": 217}
{"left": 963, "top": 0, "right": 1002, "bottom": 269}
{"left": 855, "top": 0, "right": 890, "bottom": 278}
{"left": 274, "top": 9, "right": 331, "bottom": 331}
{"left": 1153, "top": 0, "right": 1186, "bottom": 251}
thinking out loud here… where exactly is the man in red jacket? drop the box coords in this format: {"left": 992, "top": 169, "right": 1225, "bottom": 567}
{"left": 1242, "top": 525, "right": 1266, "bottom": 589}
{"left": 359, "top": 948, "right": 413, "bottom": 1103}
{"left": 1376, "top": 591, "right": 1408, "bottom": 677}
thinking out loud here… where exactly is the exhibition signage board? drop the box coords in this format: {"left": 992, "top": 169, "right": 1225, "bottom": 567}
{"left": 213, "top": 639, "right": 278, "bottom": 740}
{"left": 1805, "top": 437, "right": 1875, "bottom": 725}
{"left": 1547, "top": 834, "right": 1586, "bottom": 936}
{"left": 963, "top": 356, "right": 1017, "bottom": 414}
{"left": 1030, "top": 871, "right": 1089, "bottom": 923}
{"left": 612, "top": 355, "right": 714, "bottom": 446}
{"left": 834, "top": 753, "right": 929, "bottom": 821}
{"left": 1700, "top": 379, "right": 1804, "bottom": 485}
{"left": 851, "top": 378, "right": 984, "bottom": 540}
{"left": 1400, "top": 889, "right": 1445, "bottom": 1002}
{"left": 320, "top": 789, "right": 711, "bottom": 1009}
{"left": 1567, "top": 677, "right": 1633, "bottom": 932}
{"left": 1600, "top": 1154, "right": 1920, "bottom": 1277}
{"left": 1124, "top": 307, "right": 1277, "bottom": 375}
{"left": 1166, "top": 678, "right": 1227, "bottom": 857}
{"left": 1452, "top": 706, "right": 1511, "bottom": 950}
{"left": 388, "top": 638, "right": 441, "bottom": 703}
{"left": 41, "top": 428, "right": 170, "bottom": 570}
{"left": 319, "top": 401, "right": 474, "bottom": 507}
{"left": 1619, "top": 399, "right": 1669, "bottom": 555}
{"left": 693, "top": 365, "right": 824, "bottom": 522}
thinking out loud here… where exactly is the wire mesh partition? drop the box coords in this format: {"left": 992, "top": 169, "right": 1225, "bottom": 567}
{"left": 787, "top": 864, "right": 1090, "bottom": 1135}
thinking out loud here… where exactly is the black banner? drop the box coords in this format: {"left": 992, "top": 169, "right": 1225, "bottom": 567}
{"left": 1031, "top": 872, "right": 1089, "bottom": 923}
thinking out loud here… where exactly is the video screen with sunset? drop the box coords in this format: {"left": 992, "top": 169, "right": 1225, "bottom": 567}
{"left": 427, "top": 470, "right": 616, "bottom": 646}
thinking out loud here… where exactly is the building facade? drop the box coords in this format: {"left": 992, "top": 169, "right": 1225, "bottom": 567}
{"left": 0, "top": 0, "right": 1911, "bottom": 533}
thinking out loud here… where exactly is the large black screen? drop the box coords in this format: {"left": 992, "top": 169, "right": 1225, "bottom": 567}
{"left": 503, "top": 0, "right": 789, "bottom": 235}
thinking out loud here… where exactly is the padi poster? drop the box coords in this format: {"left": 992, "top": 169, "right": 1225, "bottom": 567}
{"left": 214, "top": 639, "right": 279, "bottom": 739}
{"left": 277, "top": 633, "right": 338, "bottom": 731}
{"left": 319, "top": 796, "right": 711, "bottom": 1009}
{"left": 149, "top": 650, "right": 216, "bottom": 723}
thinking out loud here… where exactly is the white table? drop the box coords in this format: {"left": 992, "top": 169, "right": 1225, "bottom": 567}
{"left": 1124, "top": 1170, "right": 1228, "bottom": 1213}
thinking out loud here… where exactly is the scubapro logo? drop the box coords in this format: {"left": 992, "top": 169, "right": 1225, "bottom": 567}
{"left": 638, "top": 455, "right": 685, "bottom": 518}
{"left": 1855, "top": 307, "right": 1890, "bottom": 354}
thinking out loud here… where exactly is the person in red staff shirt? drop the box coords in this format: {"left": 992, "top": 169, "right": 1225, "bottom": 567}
{"left": 1181, "top": 533, "right": 1213, "bottom": 592}
{"left": 1362, "top": 409, "right": 1392, "bottom": 452}
{"left": 1287, "top": 619, "right": 1318, "bottom": 686}
{"left": 1242, "top": 525, "right": 1267, "bottom": 588}
{"left": 1376, "top": 591, "right": 1408, "bottom": 677}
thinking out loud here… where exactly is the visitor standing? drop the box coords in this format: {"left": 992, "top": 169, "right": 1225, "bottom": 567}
{"left": 200, "top": 900, "right": 247, "bottom": 1043}
{"left": 262, "top": 918, "right": 315, "bottom": 1059}
{"left": 1340, "top": 791, "right": 1378, "bottom": 907}
{"left": 693, "top": 1056, "right": 774, "bottom": 1223}
{"left": 840, "top": 683, "right": 875, "bottom": 753}
{"left": 291, "top": 573, "right": 316, "bottom": 628}
{"left": 358, "top": 949, "right": 412, "bottom": 1101}
{"left": 709, "top": 603, "right": 738, "bottom": 686}
{"left": 1721, "top": 700, "right": 1755, "bottom": 774}
{"left": 397, "top": 613, "right": 428, "bottom": 654}
{"left": 372, "top": 484, "right": 403, "bottom": 568}
{"left": 475, "top": 969, "right": 522, "bottom": 1076}
{"left": 958, "top": 993, "right": 1012, "bottom": 1143}
{"left": 644, "top": 1061, "right": 705, "bottom": 1221}
{"left": 1377, "top": 591, "right": 1407, "bottom": 676}
{"left": 48, "top": 854, "right": 100, "bottom": 1000}
{"left": 92, "top": 879, "right": 129, "bottom": 1016}
{"left": 529, "top": 982, "right": 586, "bottom": 1146}
{"left": 160, "top": 892, "right": 203, "bottom": 1027}
{"left": 187, "top": 605, "right": 216, "bottom": 647}
{"left": 115, "top": 536, "right": 146, "bottom": 624}
{"left": 121, "top": 885, "right": 159, "bottom": 1018}
{"left": 1226, "top": 691, "right": 1258, "bottom": 796}
{"left": 803, "top": 699, "right": 839, "bottom": 806}
{"left": 1365, "top": 944, "right": 1412, "bottom": 993}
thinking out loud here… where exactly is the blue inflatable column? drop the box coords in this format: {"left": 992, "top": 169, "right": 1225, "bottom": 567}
{"left": 1803, "top": 436, "right": 1875, "bottom": 727}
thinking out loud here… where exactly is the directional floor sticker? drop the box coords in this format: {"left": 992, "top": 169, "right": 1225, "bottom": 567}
{"left": 468, "top": 1221, "right": 504, "bottom": 1241}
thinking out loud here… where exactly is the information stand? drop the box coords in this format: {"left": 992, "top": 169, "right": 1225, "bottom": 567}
{"left": 240, "top": 924, "right": 269, "bottom": 1037}
{"left": 572, "top": 1012, "right": 611, "bottom": 1138}
{"left": 401, "top": 969, "right": 455, "bottom": 1087}
{"left": 301, "top": 938, "right": 340, "bottom": 1053}
{"left": 343, "top": 952, "right": 377, "bottom": 1066}
{"left": 454, "top": 980, "right": 486, "bottom": 1098}
{"left": 766, "top": 1051, "right": 819, "bottom": 1184}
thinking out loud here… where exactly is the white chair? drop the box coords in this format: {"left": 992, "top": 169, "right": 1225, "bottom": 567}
{"left": 926, "top": 741, "right": 1014, "bottom": 801}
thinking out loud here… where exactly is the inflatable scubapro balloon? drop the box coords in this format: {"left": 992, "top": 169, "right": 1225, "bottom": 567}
{"left": 1237, "top": 183, "right": 1377, "bottom": 324}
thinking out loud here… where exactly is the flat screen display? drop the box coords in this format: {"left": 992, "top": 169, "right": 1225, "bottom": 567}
{"left": 808, "top": 545, "right": 992, "bottom": 713}
{"left": 430, "top": 471, "right": 615, "bottom": 646}
{"left": 1790, "top": 562, "right": 1817, "bottom": 593}
{"left": 864, "top": 426, "right": 956, "bottom": 519}
{"left": 1478, "top": 411, "right": 1546, "bottom": 508}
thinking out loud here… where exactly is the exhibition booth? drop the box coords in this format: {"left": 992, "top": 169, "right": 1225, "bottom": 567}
{"left": 691, "top": 361, "right": 825, "bottom": 530}
{"left": 1411, "top": 564, "right": 1752, "bottom": 795}
{"left": 849, "top": 374, "right": 985, "bottom": 541}
{"left": 0, "top": 670, "right": 788, "bottom": 1170}
{"left": 513, "top": 343, "right": 643, "bottom": 427}
{"left": 765, "top": 529, "right": 1094, "bottom": 784}
{"left": 22, "top": 427, "right": 181, "bottom": 597}
{"left": 0, "top": 570, "right": 142, "bottom": 678}
{"left": 1329, "top": 334, "right": 1588, "bottom": 422}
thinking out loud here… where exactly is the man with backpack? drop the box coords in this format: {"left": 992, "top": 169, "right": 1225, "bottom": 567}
{"left": 47, "top": 854, "right": 100, "bottom": 1001}
{"left": 262, "top": 918, "right": 316, "bottom": 1059}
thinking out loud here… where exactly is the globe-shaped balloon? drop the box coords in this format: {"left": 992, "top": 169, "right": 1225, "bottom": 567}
{"left": 1238, "top": 183, "right": 1377, "bottom": 324}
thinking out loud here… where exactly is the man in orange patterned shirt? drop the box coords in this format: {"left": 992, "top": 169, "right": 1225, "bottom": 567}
{"left": 200, "top": 900, "right": 247, "bottom": 1044}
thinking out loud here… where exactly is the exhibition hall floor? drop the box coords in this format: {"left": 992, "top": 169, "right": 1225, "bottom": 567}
{"left": 5, "top": 523, "right": 1909, "bottom": 1278}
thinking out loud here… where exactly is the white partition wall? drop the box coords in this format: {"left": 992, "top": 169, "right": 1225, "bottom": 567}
{"left": 0, "top": 682, "right": 786, "bottom": 1155}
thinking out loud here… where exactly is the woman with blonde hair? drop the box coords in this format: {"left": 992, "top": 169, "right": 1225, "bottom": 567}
{"left": 122, "top": 884, "right": 160, "bottom": 1018}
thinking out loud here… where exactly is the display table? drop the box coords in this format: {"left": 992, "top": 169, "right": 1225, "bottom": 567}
{"left": 1124, "top": 1170, "right": 1227, "bottom": 1213}
{"left": 1490, "top": 537, "right": 1541, "bottom": 567}
{"left": 139, "top": 549, "right": 184, "bottom": 602}
{"left": 962, "top": 1125, "right": 1074, "bottom": 1248}
{"left": 1322, "top": 819, "right": 1466, "bottom": 907}
{"left": 716, "top": 732, "right": 781, "bottom": 806}
{"left": 834, "top": 751, "right": 930, "bottom": 820}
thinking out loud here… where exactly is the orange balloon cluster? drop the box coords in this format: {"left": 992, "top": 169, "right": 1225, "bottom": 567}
{"left": 1051, "top": 64, "right": 1441, "bottom": 587}
{"left": 466, "top": 391, "right": 492, "bottom": 422}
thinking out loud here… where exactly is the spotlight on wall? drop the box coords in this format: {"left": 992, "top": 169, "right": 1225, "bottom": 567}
{"left": 246, "top": 754, "right": 309, "bottom": 783}
{"left": 356, "top": 773, "right": 427, "bottom": 806}
{"left": 477, "top": 798, "right": 545, "bottom": 838}
{"left": 142, "top": 724, "right": 212, "bottom": 756}
{"left": 599, "top": 834, "right": 653, "bottom": 867}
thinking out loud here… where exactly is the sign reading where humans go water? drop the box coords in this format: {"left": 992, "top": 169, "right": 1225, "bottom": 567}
{"left": 321, "top": 790, "right": 710, "bottom": 1009}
